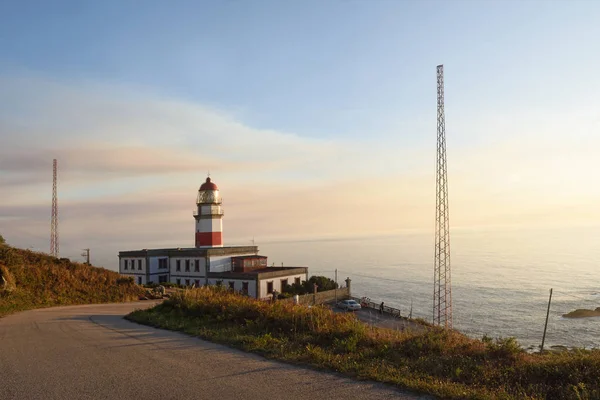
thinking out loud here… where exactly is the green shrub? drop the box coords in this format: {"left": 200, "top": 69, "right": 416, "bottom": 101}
{"left": 282, "top": 275, "right": 338, "bottom": 295}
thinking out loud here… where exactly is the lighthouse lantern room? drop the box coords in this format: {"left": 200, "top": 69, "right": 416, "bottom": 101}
{"left": 194, "top": 177, "right": 224, "bottom": 247}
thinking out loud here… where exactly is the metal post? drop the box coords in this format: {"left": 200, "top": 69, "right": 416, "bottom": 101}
{"left": 540, "top": 288, "right": 553, "bottom": 353}
{"left": 334, "top": 269, "right": 338, "bottom": 304}
{"left": 81, "top": 248, "right": 90, "bottom": 265}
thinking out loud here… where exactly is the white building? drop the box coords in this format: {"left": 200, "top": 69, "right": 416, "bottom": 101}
{"left": 118, "top": 177, "right": 308, "bottom": 299}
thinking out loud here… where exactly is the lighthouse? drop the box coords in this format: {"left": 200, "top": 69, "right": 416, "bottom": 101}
{"left": 119, "top": 175, "right": 309, "bottom": 297}
{"left": 194, "top": 177, "right": 224, "bottom": 247}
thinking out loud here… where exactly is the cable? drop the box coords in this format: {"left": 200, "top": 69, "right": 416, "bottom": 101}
{"left": 336, "top": 270, "right": 411, "bottom": 284}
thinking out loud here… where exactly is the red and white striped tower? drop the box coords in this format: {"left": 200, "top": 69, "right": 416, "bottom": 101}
{"left": 194, "top": 177, "right": 224, "bottom": 247}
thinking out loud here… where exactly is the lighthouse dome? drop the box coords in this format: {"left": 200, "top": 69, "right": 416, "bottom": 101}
{"left": 197, "top": 177, "right": 221, "bottom": 204}
{"left": 199, "top": 177, "right": 218, "bottom": 191}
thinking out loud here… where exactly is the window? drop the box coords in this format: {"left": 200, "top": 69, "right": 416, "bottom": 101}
{"left": 242, "top": 282, "right": 249, "bottom": 294}
{"left": 185, "top": 279, "right": 190, "bottom": 286}
{"left": 194, "top": 279, "right": 200, "bottom": 287}
{"left": 159, "top": 275, "right": 167, "bottom": 283}
{"left": 176, "top": 260, "right": 181, "bottom": 271}
{"left": 123, "top": 260, "right": 128, "bottom": 270}
{"left": 185, "top": 259, "right": 190, "bottom": 272}
{"left": 194, "top": 259, "right": 200, "bottom": 272}
{"left": 295, "top": 277, "right": 301, "bottom": 285}
{"left": 176, "top": 278, "right": 181, "bottom": 286}
{"left": 267, "top": 281, "right": 273, "bottom": 294}
{"left": 228, "top": 281, "right": 235, "bottom": 290}
{"left": 138, "top": 260, "right": 142, "bottom": 270}
{"left": 158, "top": 258, "right": 168, "bottom": 269}
{"left": 281, "top": 279, "right": 288, "bottom": 289}
{"left": 137, "top": 277, "right": 142, "bottom": 285}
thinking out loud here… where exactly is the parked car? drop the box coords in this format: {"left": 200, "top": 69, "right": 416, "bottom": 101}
{"left": 337, "top": 299, "right": 361, "bottom": 311}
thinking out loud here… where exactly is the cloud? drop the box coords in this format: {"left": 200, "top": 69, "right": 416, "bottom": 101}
{"left": 1, "top": 72, "right": 599, "bottom": 269}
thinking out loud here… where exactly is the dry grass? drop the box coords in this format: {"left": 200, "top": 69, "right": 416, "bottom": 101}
{"left": 0, "top": 244, "right": 144, "bottom": 317}
{"left": 127, "top": 288, "right": 600, "bottom": 400}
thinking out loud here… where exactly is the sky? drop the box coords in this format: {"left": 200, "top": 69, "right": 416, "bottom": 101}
{"left": 1, "top": 0, "right": 599, "bottom": 269}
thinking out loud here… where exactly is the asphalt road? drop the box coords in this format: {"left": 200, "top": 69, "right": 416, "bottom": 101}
{"left": 0, "top": 302, "right": 430, "bottom": 400}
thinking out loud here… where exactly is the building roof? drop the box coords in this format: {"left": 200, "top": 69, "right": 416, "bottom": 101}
{"left": 208, "top": 266, "right": 308, "bottom": 280}
{"left": 199, "top": 177, "right": 218, "bottom": 191}
{"left": 118, "top": 246, "right": 258, "bottom": 257}
{"left": 232, "top": 255, "right": 267, "bottom": 260}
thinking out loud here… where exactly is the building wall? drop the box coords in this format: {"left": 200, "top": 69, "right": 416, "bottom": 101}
{"left": 232, "top": 256, "right": 268, "bottom": 272}
{"left": 148, "top": 256, "right": 170, "bottom": 283}
{"left": 195, "top": 232, "right": 223, "bottom": 247}
{"left": 284, "top": 287, "right": 350, "bottom": 306}
{"left": 197, "top": 216, "right": 223, "bottom": 232}
{"left": 169, "top": 257, "right": 207, "bottom": 278}
{"left": 207, "top": 278, "right": 257, "bottom": 298}
{"left": 148, "top": 256, "right": 169, "bottom": 275}
{"left": 208, "top": 253, "right": 258, "bottom": 273}
{"left": 119, "top": 272, "right": 147, "bottom": 285}
{"left": 120, "top": 257, "right": 146, "bottom": 275}
{"left": 173, "top": 277, "right": 204, "bottom": 287}
{"left": 208, "top": 255, "right": 232, "bottom": 273}
{"left": 258, "top": 273, "right": 307, "bottom": 299}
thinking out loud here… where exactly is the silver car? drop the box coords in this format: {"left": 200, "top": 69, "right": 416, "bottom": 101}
{"left": 338, "top": 299, "right": 362, "bottom": 311}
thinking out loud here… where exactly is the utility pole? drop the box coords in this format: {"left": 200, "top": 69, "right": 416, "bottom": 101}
{"left": 334, "top": 269, "right": 338, "bottom": 304}
{"left": 433, "top": 64, "right": 453, "bottom": 329}
{"left": 50, "top": 159, "right": 59, "bottom": 257}
{"left": 540, "top": 288, "right": 553, "bottom": 353}
{"left": 81, "top": 248, "right": 90, "bottom": 265}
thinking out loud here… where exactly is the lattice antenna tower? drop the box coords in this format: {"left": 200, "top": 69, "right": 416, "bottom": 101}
{"left": 50, "top": 159, "right": 59, "bottom": 257}
{"left": 433, "top": 65, "right": 452, "bottom": 328}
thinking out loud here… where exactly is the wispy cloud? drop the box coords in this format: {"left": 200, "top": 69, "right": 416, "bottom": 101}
{"left": 1, "top": 72, "right": 599, "bottom": 268}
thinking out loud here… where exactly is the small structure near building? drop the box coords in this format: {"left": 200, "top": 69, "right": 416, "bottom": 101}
{"left": 118, "top": 177, "right": 308, "bottom": 299}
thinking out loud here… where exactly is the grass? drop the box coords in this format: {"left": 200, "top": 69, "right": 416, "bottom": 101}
{"left": 0, "top": 243, "right": 145, "bottom": 317}
{"left": 127, "top": 287, "right": 600, "bottom": 400}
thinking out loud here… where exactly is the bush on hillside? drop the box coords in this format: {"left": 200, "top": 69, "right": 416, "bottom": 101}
{"left": 145, "top": 282, "right": 185, "bottom": 289}
{"left": 129, "top": 287, "right": 600, "bottom": 400}
{"left": 282, "top": 275, "right": 338, "bottom": 295}
{"left": 0, "top": 245, "right": 145, "bottom": 317}
{"left": 116, "top": 276, "right": 135, "bottom": 285}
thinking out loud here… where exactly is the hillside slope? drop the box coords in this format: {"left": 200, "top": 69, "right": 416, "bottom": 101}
{"left": 0, "top": 244, "right": 144, "bottom": 317}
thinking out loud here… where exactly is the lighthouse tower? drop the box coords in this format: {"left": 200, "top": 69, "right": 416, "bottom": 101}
{"left": 194, "top": 177, "right": 224, "bottom": 247}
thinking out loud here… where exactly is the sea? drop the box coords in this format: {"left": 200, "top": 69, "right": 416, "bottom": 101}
{"left": 259, "top": 225, "right": 600, "bottom": 350}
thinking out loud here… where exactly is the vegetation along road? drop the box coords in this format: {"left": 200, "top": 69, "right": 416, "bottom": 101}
{"left": 0, "top": 302, "right": 427, "bottom": 400}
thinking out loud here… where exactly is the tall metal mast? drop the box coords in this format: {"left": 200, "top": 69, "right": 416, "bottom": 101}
{"left": 51, "top": 159, "right": 59, "bottom": 257}
{"left": 433, "top": 65, "right": 452, "bottom": 328}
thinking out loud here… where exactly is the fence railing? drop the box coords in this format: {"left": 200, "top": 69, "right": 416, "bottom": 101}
{"left": 350, "top": 296, "right": 409, "bottom": 319}
{"left": 193, "top": 209, "right": 224, "bottom": 216}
